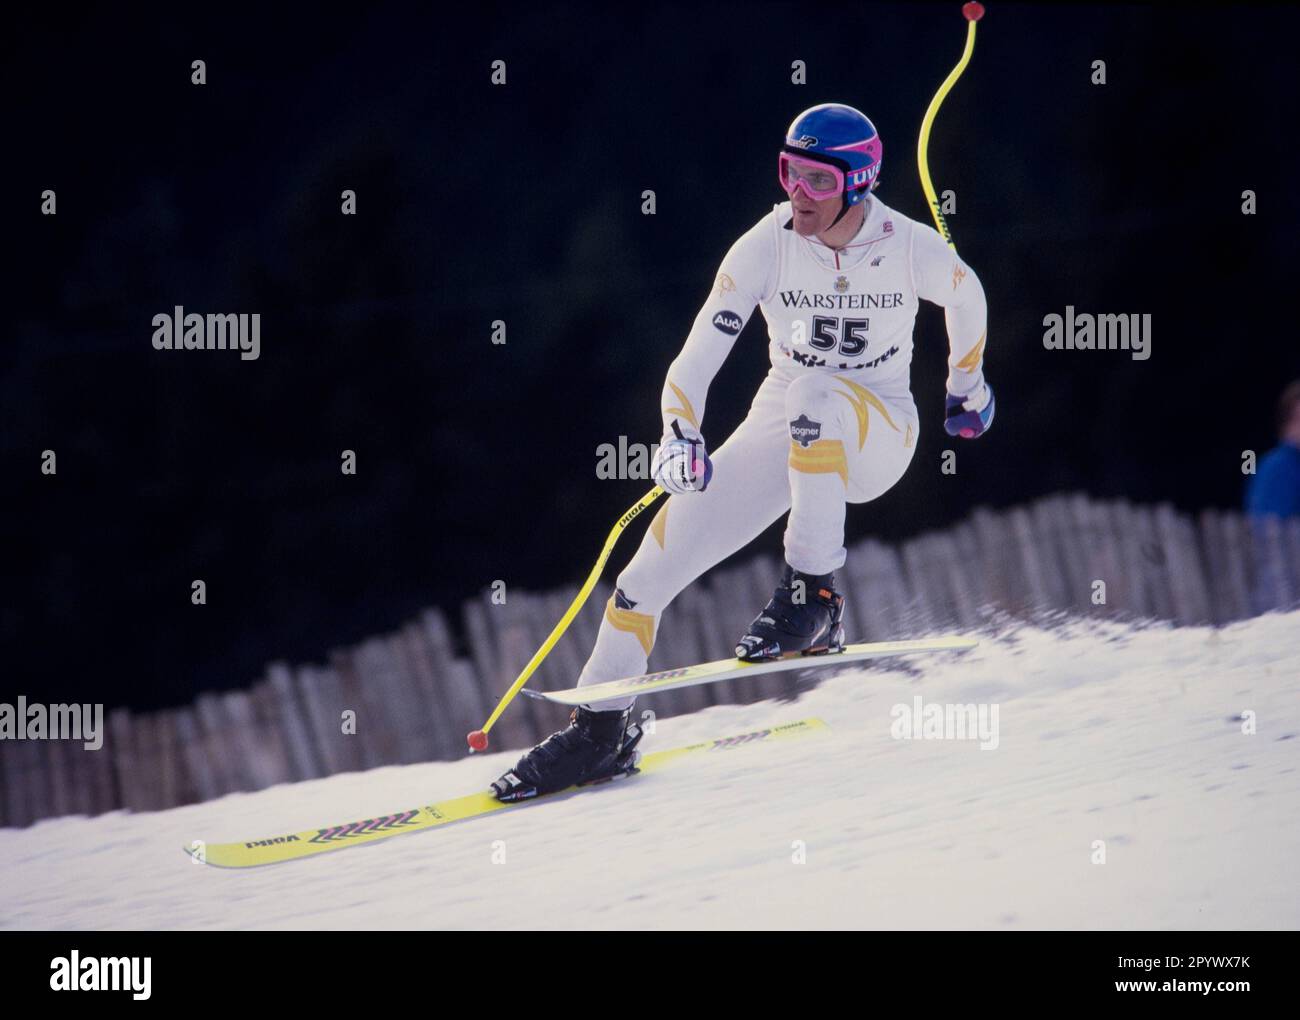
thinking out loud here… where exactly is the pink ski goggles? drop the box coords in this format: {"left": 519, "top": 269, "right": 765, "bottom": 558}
{"left": 778, "top": 152, "right": 845, "bottom": 200}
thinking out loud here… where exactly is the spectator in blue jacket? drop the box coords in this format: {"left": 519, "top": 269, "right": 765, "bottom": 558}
{"left": 1246, "top": 381, "right": 1300, "bottom": 612}
{"left": 1246, "top": 381, "right": 1300, "bottom": 519}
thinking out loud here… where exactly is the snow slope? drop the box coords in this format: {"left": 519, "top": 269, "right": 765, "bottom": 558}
{"left": 3, "top": 611, "right": 1298, "bottom": 930}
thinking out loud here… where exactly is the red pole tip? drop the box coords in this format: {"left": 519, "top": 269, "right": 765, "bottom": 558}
{"left": 962, "top": 2, "right": 985, "bottom": 21}
{"left": 467, "top": 730, "right": 489, "bottom": 752}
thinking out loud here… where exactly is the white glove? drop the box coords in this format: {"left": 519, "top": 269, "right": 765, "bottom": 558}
{"left": 653, "top": 424, "right": 713, "bottom": 494}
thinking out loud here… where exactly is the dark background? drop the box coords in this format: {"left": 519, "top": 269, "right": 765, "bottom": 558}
{"left": 4, "top": 2, "right": 1297, "bottom": 712}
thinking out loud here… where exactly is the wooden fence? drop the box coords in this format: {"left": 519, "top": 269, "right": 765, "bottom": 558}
{"left": 3, "top": 493, "right": 1298, "bottom": 828}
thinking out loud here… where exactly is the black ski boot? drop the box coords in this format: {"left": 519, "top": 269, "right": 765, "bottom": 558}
{"left": 734, "top": 564, "right": 846, "bottom": 662}
{"left": 490, "top": 706, "right": 644, "bottom": 803}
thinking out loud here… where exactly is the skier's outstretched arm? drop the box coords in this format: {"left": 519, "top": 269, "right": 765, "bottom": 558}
{"left": 653, "top": 219, "right": 776, "bottom": 492}
{"left": 911, "top": 224, "right": 995, "bottom": 438}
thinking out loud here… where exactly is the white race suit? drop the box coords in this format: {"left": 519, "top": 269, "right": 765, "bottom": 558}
{"left": 579, "top": 196, "right": 988, "bottom": 708}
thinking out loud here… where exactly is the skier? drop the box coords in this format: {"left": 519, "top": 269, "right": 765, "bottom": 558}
{"left": 491, "top": 102, "right": 994, "bottom": 802}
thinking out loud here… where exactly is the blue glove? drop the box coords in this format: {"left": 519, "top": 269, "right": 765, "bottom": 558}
{"left": 943, "top": 381, "right": 995, "bottom": 439}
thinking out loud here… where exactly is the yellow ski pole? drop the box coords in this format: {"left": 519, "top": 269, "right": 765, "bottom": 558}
{"left": 467, "top": 485, "right": 665, "bottom": 751}
{"left": 917, "top": 2, "right": 985, "bottom": 249}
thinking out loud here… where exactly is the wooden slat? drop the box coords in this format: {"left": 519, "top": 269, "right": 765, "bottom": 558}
{"left": 86, "top": 719, "right": 118, "bottom": 817}
{"left": 1220, "top": 512, "right": 1258, "bottom": 619}
{"left": 443, "top": 660, "right": 486, "bottom": 750}
{"left": 25, "top": 739, "right": 49, "bottom": 824}
{"left": 969, "top": 508, "right": 1016, "bottom": 616}
{"left": 873, "top": 539, "right": 917, "bottom": 636}
{"left": 211, "top": 694, "right": 251, "bottom": 793}
{"left": 897, "top": 537, "right": 929, "bottom": 630}
{"left": 228, "top": 687, "right": 283, "bottom": 791}
{"left": 63, "top": 731, "right": 94, "bottom": 817}
{"left": 44, "top": 737, "right": 72, "bottom": 819}
{"left": 1155, "top": 503, "right": 1211, "bottom": 625}
{"left": 418, "top": 612, "right": 487, "bottom": 758}
{"left": 331, "top": 646, "right": 389, "bottom": 770}
{"left": 463, "top": 597, "right": 532, "bottom": 751}
{"left": 0, "top": 742, "right": 10, "bottom": 827}
{"left": 1105, "top": 501, "right": 1149, "bottom": 618}
{"left": 154, "top": 709, "right": 181, "bottom": 808}
{"left": 2, "top": 737, "right": 48, "bottom": 826}
{"left": 950, "top": 523, "right": 984, "bottom": 627}
{"left": 1135, "top": 503, "right": 1177, "bottom": 620}
{"left": 296, "top": 665, "right": 346, "bottom": 776}
{"left": 108, "top": 707, "right": 142, "bottom": 811}
{"left": 1008, "top": 505, "right": 1053, "bottom": 615}
{"left": 1286, "top": 518, "right": 1300, "bottom": 605}
{"left": 138, "top": 711, "right": 167, "bottom": 809}
{"left": 249, "top": 680, "right": 297, "bottom": 787}
{"left": 267, "top": 662, "right": 323, "bottom": 781}
{"left": 381, "top": 628, "right": 437, "bottom": 764}
{"left": 1069, "top": 495, "right": 1119, "bottom": 619}
{"left": 1040, "top": 494, "right": 1086, "bottom": 612}
{"left": 174, "top": 707, "right": 218, "bottom": 803}
{"left": 491, "top": 591, "right": 548, "bottom": 747}
{"left": 192, "top": 694, "right": 234, "bottom": 796}
{"left": 353, "top": 636, "right": 421, "bottom": 765}
{"left": 1028, "top": 497, "right": 1070, "bottom": 611}
{"left": 1255, "top": 514, "right": 1294, "bottom": 610}
{"left": 392, "top": 625, "right": 456, "bottom": 762}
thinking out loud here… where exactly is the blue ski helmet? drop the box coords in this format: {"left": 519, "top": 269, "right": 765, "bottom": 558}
{"left": 779, "top": 103, "right": 882, "bottom": 222}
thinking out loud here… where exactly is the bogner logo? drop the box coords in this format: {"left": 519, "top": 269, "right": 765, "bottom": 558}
{"left": 789, "top": 414, "right": 822, "bottom": 447}
{"left": 712, "top": 310, "right": 743, "bottom": 336}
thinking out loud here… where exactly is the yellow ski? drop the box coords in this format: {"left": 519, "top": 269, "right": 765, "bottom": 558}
{"left": 186, "top": 718, "right": 829, "bottom": 869}
{"left": 526, "top": 636, "right": 978, "bottom": 707}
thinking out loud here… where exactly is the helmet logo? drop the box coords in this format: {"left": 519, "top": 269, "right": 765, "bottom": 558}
{"left": 788, "top": 134, "right": 819, "bottom": 149}
{"left": 849, "top": 165, "right": 879, "bottom": 187}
